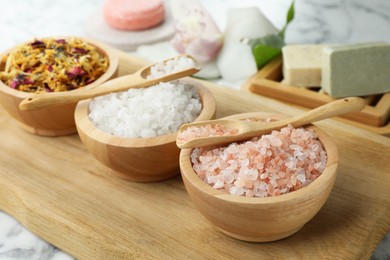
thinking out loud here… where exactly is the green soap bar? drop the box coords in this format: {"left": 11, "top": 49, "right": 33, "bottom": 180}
{"left": 322, "top": 42, "right": 390, "bottom": 98}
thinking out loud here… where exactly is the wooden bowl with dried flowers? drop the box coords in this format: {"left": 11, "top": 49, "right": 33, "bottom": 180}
{"left": 0, "top": 37, "right": 118, "bottom": 136}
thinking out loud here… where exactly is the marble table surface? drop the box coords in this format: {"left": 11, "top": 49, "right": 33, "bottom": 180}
{"left": 0, "top": 0, "right": 389, "bottom": 259}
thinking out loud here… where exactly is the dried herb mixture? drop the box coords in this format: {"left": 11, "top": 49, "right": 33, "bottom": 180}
{"left": 0, "top": 37, "right": 109, "bottom": 93}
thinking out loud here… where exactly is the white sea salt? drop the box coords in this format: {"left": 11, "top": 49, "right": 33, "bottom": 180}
{"left": 269, "top": 137, "right": 283, "bottom": 147}
{"left": 297, "top": 173, "right": 306, "bottom": 183}
{"left": 147, "top": 56, "right": 196, "bottom": 80}
{"left": 213, "top": 180, "right": 225, "bottom": 189}
{"left": 229, "top": 186, "right": 245, "bottom": 196}
{"left": 88, "top": 81, "right": 201, "bottom": 138}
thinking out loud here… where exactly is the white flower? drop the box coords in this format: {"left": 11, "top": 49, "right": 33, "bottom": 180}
{"left": 170, "top": 0, "right": 222, "bottom": 63}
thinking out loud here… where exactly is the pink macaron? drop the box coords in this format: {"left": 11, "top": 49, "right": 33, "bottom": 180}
{"left": 103, "top": 0, "right": 165, "bottom": 31}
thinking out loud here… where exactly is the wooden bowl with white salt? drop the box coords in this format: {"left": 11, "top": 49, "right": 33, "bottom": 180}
{"left": 0, "top": 37, "right": 118, "bottom": 136}
{"left": 74, "top": 78, "right": 216, "bottom": 182}
{"left": 179, "top": 112, "right": 338, "bottom": 242}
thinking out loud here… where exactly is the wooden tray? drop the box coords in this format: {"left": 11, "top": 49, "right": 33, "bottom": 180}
{"left": 1, "top": 49, "right": 390, "bottom": 259}
{"left": 241, "top": 56, "right": 390, "bottom": 136}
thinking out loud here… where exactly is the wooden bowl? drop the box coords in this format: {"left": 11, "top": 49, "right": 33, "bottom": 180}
{"left": 74, "top": 78, "right": 216, "bottom": 182}
{"left": 0, "top": 37, "right": 119, "bottom": 136}
{"left": 179, "top": 112, "right": 338, "bottom": 242}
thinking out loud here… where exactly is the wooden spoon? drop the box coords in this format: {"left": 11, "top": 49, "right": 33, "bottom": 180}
{"left": 19, "top": 54, "right": 201, "bottom": 111}
{"left": 177, "top": 97, "right": 366, "bottom": 149}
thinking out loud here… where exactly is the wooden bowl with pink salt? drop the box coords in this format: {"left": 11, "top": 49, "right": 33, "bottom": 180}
{"left": 75, "top": 78, "right": 216, "bottom": 182}
{"left": 179, "top": 112, "right": 338, "bottom": 242}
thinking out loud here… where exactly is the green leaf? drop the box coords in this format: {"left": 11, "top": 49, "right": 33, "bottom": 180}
{"left": 286, "top": 0, "right": 295, "bottom": 24}
{"left": 248, "top": 34, "right": 285, "bottom": 50}
{"left": 279, "top": 0, "right": 295, "bottom": 39}
{"left": 248, "top": 34, "right": 285, "bottom": 69}
{"left": 246, "top": 0, "right": 295, "bottom": 69}
{"left": 253, "top": 45, "right": 281, "bottom": 69}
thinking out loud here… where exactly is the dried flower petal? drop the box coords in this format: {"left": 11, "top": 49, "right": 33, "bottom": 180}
{"left": 24, "top": 78, "right": 34, "bottom": 85}
{"left": 10, "top": 80, "right": 19, "bottom": 89}
{"left": 0, "top": 37, "right": 109, "bottom": 93}
{"left": 67, "top": 66, "right": 85, "bottom": 78}
{"left": 55, "top": 39, "right": 66, "bottom": 44}
{"left": 72, "top": 47, "right": 89, "bottom": 54}
{"left": 30, "top": 39, "right": 45, "bottom": 48}
{"left": 171, "top": 0, "right": 222, "bottom": 62}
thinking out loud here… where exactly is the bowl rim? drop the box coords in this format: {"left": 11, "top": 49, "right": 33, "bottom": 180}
{"left": 0, "top": 36, "right": 119, "bottom": 98}
{"left": 179, "top": 112, "right": 339, "bottom": 205}
{"left": 74, "top": 78, "right": 217, "bottom": 147}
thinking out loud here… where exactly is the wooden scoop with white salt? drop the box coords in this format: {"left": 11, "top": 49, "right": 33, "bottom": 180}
{"left": 177, "top": 97, "right": 366, "bottom": 149}
{"left": 19, "top": 54, "right": 201, "bottom": 110}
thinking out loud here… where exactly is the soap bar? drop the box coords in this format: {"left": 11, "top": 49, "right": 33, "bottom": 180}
{"left": 282, "top": 45, "right": 327, "bottom": 87}
{"left": 103, "top": 0, "right": 165, "bottom": 31}
{"left": 322, "top": 42, "right": 390, "bottom": 98}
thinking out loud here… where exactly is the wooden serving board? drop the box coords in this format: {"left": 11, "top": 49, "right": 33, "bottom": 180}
{"left": 242, "top": 56, "right": 390, "bottom": 136}
{"left": 1, "top": 49, "right": 390, "bottom": 259}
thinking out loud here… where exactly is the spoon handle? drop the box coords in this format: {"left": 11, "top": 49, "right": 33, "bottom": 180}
{"left": 248, "top": 97, "right": 366, "bottom": 135}
{"left": 19, "top": 55, "right": 200, "bottom": 111}
{"left": 283, "top": 97, "right": 366, "bottom": 127}
{"left": 177, "top": 97, "right": 366, "bottom": 149}
{"left": 19, "top": 73, "right": 146, "bottom": 110}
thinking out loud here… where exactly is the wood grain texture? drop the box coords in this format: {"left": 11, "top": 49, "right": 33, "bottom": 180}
{"left": 0, "top": 48, "right": 389, "bottom": 259}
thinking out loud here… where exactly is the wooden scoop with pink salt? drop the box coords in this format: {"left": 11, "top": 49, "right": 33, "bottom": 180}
{"left": 177, "top": 97, "right": 366, "bottom": 149}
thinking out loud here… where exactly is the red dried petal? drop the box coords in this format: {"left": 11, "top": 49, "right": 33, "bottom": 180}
{"left": 67, "top": 66, "right": 85, "bottom": 78}
{"left": 30, "top": 40, "right": 45, "bottom": 48}
{"left": 10, "top": 80, "right": 19, "bottom": 89}
{"left": 71, "top": 47, "right": 89, "bottom": 54}
{"left": 55, "top": 39, "right": 66, "bottom": 44}
{"left": 44, "top": 83, "right": 52, "bottom": 92}
{"left": 24, "top": 78, "right": 34, "bottom": 85}
{"left": 85, "top": 78, "right": 94, "bottom": 85}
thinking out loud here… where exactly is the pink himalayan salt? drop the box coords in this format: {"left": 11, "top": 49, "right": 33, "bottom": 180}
{"left": 177, "top": 124, "right": 238, "bottom": 144}
{"left": 190, "top": 124, "right": 327, "bottom": 197}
